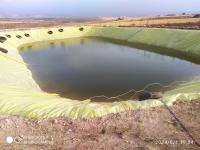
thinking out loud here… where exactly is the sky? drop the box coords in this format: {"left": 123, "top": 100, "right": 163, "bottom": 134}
{"left": 0, "top": 0, "right": 200, "bottom": 18}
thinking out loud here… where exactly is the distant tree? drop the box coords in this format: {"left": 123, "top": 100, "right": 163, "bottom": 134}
{"left": 116, "top": 17, "right": 124, "bottom": 21}
{"left": 193, "top": 14, "right": 200, "bottom": 18}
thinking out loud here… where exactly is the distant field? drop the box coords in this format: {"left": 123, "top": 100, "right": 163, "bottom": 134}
{"left": 91, "top": 15, "right": 200, "bottom": 29}
{"left": 0, "top": 15, "right": 200, "bottom": 30}
{"left": 0, "top": 18, "right": 99, "bottom": 30}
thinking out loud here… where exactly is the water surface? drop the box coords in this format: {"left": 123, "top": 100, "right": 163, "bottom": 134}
{"left": 19, "top": 38, "right": 200, "bottom": 100}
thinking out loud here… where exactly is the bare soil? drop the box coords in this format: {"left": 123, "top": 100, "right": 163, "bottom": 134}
{"left": 0, "top": 100, "right": 199, "bottom": 150}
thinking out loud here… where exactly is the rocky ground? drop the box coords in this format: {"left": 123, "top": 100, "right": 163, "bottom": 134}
{"left": 0, "top": 100, "right": 199, "bottom": 150}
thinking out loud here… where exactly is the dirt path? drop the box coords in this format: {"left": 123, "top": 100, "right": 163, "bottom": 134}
{"left": 0, "top": 100, "right": 199, "bottom": 150}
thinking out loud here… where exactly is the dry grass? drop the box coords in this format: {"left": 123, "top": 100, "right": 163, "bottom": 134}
{"left": 1, "top": 15, "right": 200, "bottom": 30}
{"left": 92, "top": 18, "right": 200, "bottom": 27}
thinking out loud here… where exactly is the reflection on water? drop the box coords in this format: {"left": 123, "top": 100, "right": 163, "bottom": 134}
{"left": 19, "top": 38, "right": 200, "bottom": 100}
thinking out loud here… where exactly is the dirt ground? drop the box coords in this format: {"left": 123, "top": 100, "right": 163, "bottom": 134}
{"left": 0, "top": 16, "right": 200, "bottom": 150}
{"left": 0, "top": 100, "right": 199, "bottom": 150}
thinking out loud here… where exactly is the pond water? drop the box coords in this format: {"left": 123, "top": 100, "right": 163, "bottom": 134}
{"left": 19, "top": 38, "right": 200, "bottom": 100}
